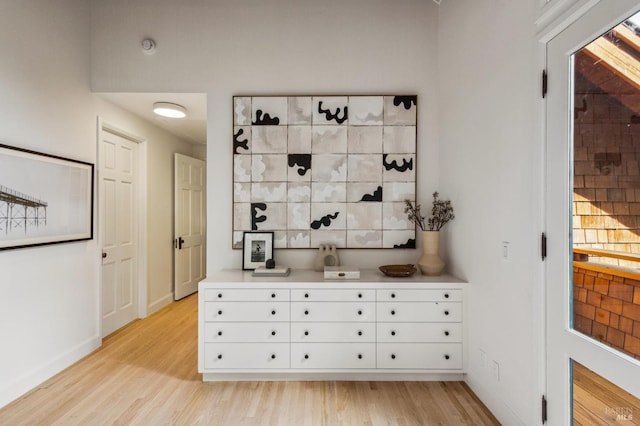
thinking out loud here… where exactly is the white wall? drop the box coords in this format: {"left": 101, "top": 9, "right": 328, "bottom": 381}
{"left": 90, "top": 0, "right": 441, "bottom": 272}
{"left": 0, "top": 1, "right": 200, "bottom": 407}
{"left": 94, "top": 98, "right": 196, "bottom": 313}
{"left": 437, "top": 1, "right": 541, "bottom": 424}
{"left": 0, "top": 0, "right": 550, "bottom": 417}
{"left": 0, "top": 0, "right": 100, "bottom": 407}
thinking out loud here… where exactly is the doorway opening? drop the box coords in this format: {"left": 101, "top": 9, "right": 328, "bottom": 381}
{"left": 96, "top": 92, "right": 207, "bottom": 333}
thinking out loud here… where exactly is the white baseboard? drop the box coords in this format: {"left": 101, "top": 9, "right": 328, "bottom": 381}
{"left": 203, "top": 372, "right": 465, "bottom": 382}
{"left": 0, "top": 335, "right": 101, "bottom": 409}
{"left": 465, "top": 373, "right": 526, "bottom": 425}
{"left": 147, "top": 292, "right": 174, "bottom": 316}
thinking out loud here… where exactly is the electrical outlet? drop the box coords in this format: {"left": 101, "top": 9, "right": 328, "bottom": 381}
{"left": 492, "top": 360, "right": 500, "bottom": 382}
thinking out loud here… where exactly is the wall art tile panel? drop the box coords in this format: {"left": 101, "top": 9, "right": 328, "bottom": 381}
{"left": 232, "top": 95, "right": 417, "bottom": 249}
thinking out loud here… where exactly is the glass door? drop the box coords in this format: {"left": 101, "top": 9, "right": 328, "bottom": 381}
{"left": 546, "top": 0, "right": 640, "bottom": 423}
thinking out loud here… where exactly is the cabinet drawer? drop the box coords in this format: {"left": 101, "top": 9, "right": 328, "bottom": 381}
{"left": 291, "top": 343, "right": 375, "bottom": 369}
{"left": 203, "top": 322, "right": 289, "bottom": 343}
{"left": 291, "top": 302, "right": 374, "bottom": 322}
{"left": 204, "top": 343, "right": 290, "bottom": 369}
{"left": 204, "top": 302, "right": 290, "bottom": 322}
{"left": 377, "top": 343, "right": 462, "bottom": 370}
{"left": 291, "top": 322, "right": 375, "bottom": 342}
{"left": 377, "top": 323, "right": 462, "bottom": 343}
{"left": 202, "top": 288, "right": 289, "bottom": 302}
{"left": 291, "top": 289, "right": 374, "bottom": 302}
{"left": 377, "top": 302, "right": 461, "bottom": 322}
{"left": 377, "top": 289, "right": 462, "bottom": 302}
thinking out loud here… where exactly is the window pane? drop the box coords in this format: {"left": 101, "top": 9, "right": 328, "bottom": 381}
{"left": 573, "top": 11, "right": 640, "bottom": 361}
{"left": 572, "top": 360, "right": 639, "bottom": 423}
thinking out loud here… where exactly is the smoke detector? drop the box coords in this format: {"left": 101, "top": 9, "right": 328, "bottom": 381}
{"left": 141, "top": 38, "right": 156, "bottom": 55}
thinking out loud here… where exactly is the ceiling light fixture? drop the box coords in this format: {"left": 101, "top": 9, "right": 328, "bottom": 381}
{"left": 153, "top": 102, "right": 187, "bottom": 118}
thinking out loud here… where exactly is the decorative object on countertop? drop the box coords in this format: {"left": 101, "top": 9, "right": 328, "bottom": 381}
{"left": 252, "top": 265, "right": 290, "bottom": 277}
{"left": 379, "top": 264, "right": 417, "bottom": 277}
{"left": 313, "top": 244, "right": 340, "bottom": 272}
{"left": 405, "top": 192, "right": 455, "bottom": 276}
{"left": 324, "top": 266, "right": 360, "bottom": 280}
{"left": 265, "top": 258, "right": 275, "bottom": 269}
{"left": 242, "top": 231, "right": 274, "bottom": 270}
{"left": 419, "top": 231, "right": 445, "bottom": 276}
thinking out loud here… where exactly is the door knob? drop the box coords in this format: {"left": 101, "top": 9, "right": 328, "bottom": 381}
{"left": 177, "top": 237, "right": 185, "bottom": 249}
{"left": 102, "top": 252, "right": 107, "bottom": 259}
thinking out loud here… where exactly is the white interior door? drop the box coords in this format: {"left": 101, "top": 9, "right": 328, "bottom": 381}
{"left": 546, "top": 0, "right": 640, "bottom": 422}
{"left": 100, "top": 128, "right": 139, "bottom": 337}
{"left": 174, "top": 153, "right": 206, "bottom": 300}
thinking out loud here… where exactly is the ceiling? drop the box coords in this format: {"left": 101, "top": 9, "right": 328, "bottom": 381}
{"left": 575, "top": 21, "right": 640, "bottom": 114}
{"left": 97, "top": 92, "right": 207, "bottom": 145}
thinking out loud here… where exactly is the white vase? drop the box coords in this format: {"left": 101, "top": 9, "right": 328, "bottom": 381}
{"left": 418, "top": 231, "right": 445, "bottom": 276}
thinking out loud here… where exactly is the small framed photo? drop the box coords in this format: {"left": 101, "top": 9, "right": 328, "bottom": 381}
{"left": 242, "top": 231, "right": 274, "bottom": 270}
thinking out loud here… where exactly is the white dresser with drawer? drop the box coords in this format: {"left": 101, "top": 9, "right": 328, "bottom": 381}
{"left": 199, "top": 269, "right": 465, "bottom": 381}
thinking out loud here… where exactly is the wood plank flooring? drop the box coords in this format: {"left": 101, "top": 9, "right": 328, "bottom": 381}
{"left": 0, "top": 294, "right": 498, "bottom": 425}
{"left": 573, "top": 362, "right": 640, "bottom": 426}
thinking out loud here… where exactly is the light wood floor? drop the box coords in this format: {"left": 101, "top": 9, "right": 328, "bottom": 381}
{"left": 0, "top": 294, "right": 498, "bottom": 425}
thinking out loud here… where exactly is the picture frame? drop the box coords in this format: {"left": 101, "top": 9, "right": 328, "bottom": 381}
{"left": 0, "top": 143, "right": 94, "bottom": 251}
{"left": 232, "top": 95, "right": 417, "bottom": 250}
{"left": 242, "top": 231, "right": 274, "bottom": 270}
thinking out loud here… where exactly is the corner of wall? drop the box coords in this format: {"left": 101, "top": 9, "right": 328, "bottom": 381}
{"left": 465, "top": 374, "right": 527, "bottom": 426}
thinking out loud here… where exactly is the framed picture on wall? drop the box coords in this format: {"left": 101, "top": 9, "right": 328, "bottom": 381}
{"left": 231, "top": 95, "right": 418, "bottom": 250}
{"left": 242, "top": 231, "right": 274, "bottom": 270}
{"left": 0, "top": 143, "right": 94, "bottom": 251}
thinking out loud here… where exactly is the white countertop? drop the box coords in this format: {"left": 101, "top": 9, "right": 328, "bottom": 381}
{"left": 200, "top": 269, "right": 466, "bottom": 287}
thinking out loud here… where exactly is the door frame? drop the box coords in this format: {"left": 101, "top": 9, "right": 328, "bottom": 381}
{"left": 535, "top": 3, "right": 609, "bottom": 422}
{"left": 97, "top": 117, "right": 148, "bottom": 337}
{"left": 539, "top": 1, "right": 640, "bottom": 423}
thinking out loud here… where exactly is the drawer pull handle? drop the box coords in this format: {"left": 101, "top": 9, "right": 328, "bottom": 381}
{"left": 217, "top": 310, "right": 223, "bottom": 315}
{"left": 217, "top": 331, "right": 223, "bottom": 336}
{"left": 217, "top": 293, "right": 222, "bottom": 298}
{"left": 271, "top": 310, "right": 276, "bottom": 315}
{"left": 304, "top": 310, "right": 309, "bottom": 315}
{"left": 358, "top": 330, "right": 363, "bottom": 336}
{"left": 358, "top": 293, "right": 363, "bottom": 298}
{"left": 444, "top": 331, "right": 450, "bottom": 336}
{"left": 444, "top": 354, "right": 450, "bottom": 360}
{"left": 358, "top": 354, "right": 363, "bottom": 359}
{"left": 271, "top": 331, "right": 276, "bottom": 336}
{"left": 391, "top": 293, "right": 396, "bottom": 298}
{"left": 304, "top": 330, "right": 309, "bottom": 336}
{"left": 271, "top": 293, "right": 276, "bottom": 298}
{"left": 357, "top": 310, "right": 363, "bottom": 316}
{"left": 304, "top": 354, "right": 309, "bottom": 360}
{"left": 390, "top": 310, "right": 396, "bottom": 316}
{"left": 271, "top": 354, "right": 276, "bottom": 359}
{"left": 217, "top": 354, "right": 223, "bottom": 360}
{"left": 391, "top": 354, "right": 396, "bottom": 360}
{"left": 391, "top": 330, "right": 396, "bottom": 336}
{"left": 304, "top": 293, "right": 309, "bottom": 298}
{"left": 444, "top": 310, "right": 449, "bottom": 316}
{"left": 444, "top": 293, "right": 450, "bottom": 299}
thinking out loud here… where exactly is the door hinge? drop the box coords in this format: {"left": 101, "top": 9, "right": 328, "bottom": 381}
{"left": 541, "top": 232, "right": 547, "bottom": 261}
{"left": 542, "top": 395, "right": 548, "bottom": 424}
{"left": 542, "top": 70, "right": 548, "bottom": 98}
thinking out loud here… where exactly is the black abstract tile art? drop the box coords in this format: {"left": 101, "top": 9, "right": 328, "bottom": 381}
{"left": 232, "top": 95, "right": 417, "bottom": 249}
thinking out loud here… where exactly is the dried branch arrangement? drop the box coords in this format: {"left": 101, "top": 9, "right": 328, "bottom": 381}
{"left": 404, "top": 192, "right": 455, "bottom": 231}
